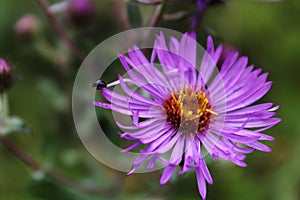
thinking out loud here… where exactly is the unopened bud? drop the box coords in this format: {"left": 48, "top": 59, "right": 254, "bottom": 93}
{"left": 14, "top": 14, "right": 40, "bottom": 38}
{"left": 68, "top": 0, "right": 96, "bottom": 25}
{"left": 0, "top": 59, "right": 13, "bottom": 92}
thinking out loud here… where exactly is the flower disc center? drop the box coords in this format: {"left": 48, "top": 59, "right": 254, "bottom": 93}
{"left": 163, "top": 86, "right": 217, "bottom": 135}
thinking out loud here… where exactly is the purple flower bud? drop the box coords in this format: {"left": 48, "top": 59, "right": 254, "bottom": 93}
{"left": 14, "top": 14, "right": 40, "bottom": 38}
{"left": 0, "top": 59, "right": 13, "bottom": 92}
{"left": 68, "top": 0, "right": 96, "bottom": 25}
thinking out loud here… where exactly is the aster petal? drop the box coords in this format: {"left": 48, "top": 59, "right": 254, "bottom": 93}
{"left": 196, "top": 167, "right": 207, "bottom": 200}
{"left": 169, "top": 37, "right": 180, "bottom": 54}
{"left": 178, "top": 137, "right": 195, "bottom": 174}
{"left": 127, "top": 49, "right": 172, "bottom": 94}
{"left": 247, "top": 141, "right": 272, "bottom": 152}
{"left": 198, "top": 36, "right": 222, "bottom": 86}
{"left": 160, "top": 165, "right": 176, "bottom": 185}
{"left": 179, "top": 32, "right": 197, "bottom": 69}
{"left": 223, "top": 139, "right": 255, "bottom": 154}
{"left": 225, "top": 118, "right": 281, "bottom": 128}
{"left": 118, "top": 74, "right": 159, "bottom": 105}
{"left": 210, "top": 65, "right": 256, "bottom": 102}
{"left": 199, "top": 134, "right": 230, "bottom": 160}
{"left": 102, "top": 88, "right": 154, "bottom": 107}
{"left": 149, "top": 134, "right": 179, "bottom": 154}
{"left": 221, "top": 81, "right": 272, "bottom": 112}
{"left": 154, "top": 132, "right": 180, "bottom": 154}
{"left": 199, "top": 158, "right": 213, "bottom": 185}
{"left": 127, "top": 153, "right": 149, "bottom": 176}
{"left": 226, "top": 103, "right": 274, "bottom": 116}
{"left": 146, "top": 153, "right": 161, "bottom": 169}
{"left": 222, "top": 56, "right": 248, "bottom": 89}
{"left": 225, "top": 72, "right": 269, "bottom": 102}
{"left": 178, "top": 33, "right": 197, "bottom": 85}
{"left": 121, "top": 121, "right": 166, "bottom": 139}
{"left": 146, "top": 128, "right": 177, "bottom": 152}
{"left": 121, "top": 142, "right": 142, "bottom": 153}
{"left": 208, "top": 51, "right": 239, "bottom": 94}
{"left": 116, "top": 118, "right": 163, "bottom": 130}
{"left": 169, "top": 135, "right": 185, "bottom": 164}
{"left": 140, "top": 126, "right": 173, "bottom": 144}
{"left": 255, "top": 121, "right": 281, "bottom": 132}
{"left": 214, "top": 67, "right": 262, "bottom": 103}
{"left": 118, "top": 54, "right": 168, "bottom": 100}
{"left": 219, "top": 131, "right": 260, "bottom": 143}
{"left": 154, "top": 32, "right": 177, "bottom": 71}
{"left": 224, "top": 111, "right": 276, "bottom": 121}
{"left": 94, "top": 101, "right": 162, "bottom": 118}
{"left": 221, "top": 127, "right": 275, "bottom": 141}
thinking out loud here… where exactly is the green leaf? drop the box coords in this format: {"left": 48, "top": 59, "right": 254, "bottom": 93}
{"left": 27, "top": 178, "right": 77, "bottom": 200}
{"left": 36, "top": 79, "right": 67, "bottom": 112}
{"left": 2, "top": 116, "right": 32, "bottom": 135}
{"left": 127, "top": 2, "right": 143, "bottom": 28}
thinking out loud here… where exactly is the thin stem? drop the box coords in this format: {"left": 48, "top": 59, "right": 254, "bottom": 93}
{"left": 0, "top": 134, "right": 103, "bottom": 194}
{"left": 0, "top": 93, "right": 3, "bottom": 125}
{"left": 0, "top": 93, "right": 8, "bottom": 126}
{"left": 149, "top": 0, "right": 168, "bottom": 27}
{"left": 135, "top": 0, "right": 163, "bottom": 5}
{"left": 163, "top": 10, "right": 189, "bottom": 21}
{"left": 3, "top": 92, "right": 9, "bottom": 121}
{"left": 142, "top": 0, "right": 168, "bottom": 49}
{"left": 36, "top": 0, "right": 85, "bottom": 62}
{"left": 111, "top": 0, "right": 131, "bottom": 30}
{"left": 0, "top": 135, "right": 40, "bottom": 170}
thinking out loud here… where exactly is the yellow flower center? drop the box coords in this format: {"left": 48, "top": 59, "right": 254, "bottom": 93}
{"left": 163, "top": 85, "right": 217, "bottom": 135}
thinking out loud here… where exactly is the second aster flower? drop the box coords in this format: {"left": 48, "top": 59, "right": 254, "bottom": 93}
{"left": 94, "top": 32, "right": 280, "bottom": 199}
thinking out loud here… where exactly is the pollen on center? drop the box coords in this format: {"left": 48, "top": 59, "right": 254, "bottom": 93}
{"left": 163, "top": 85, "right": 217, "bottom": 135}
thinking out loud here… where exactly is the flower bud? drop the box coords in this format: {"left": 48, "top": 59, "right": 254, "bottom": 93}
{"left": 0, "top": 59, "right": 13, "bottom": 92}
{"left": 68, "top": 0, "right": 96, "bottom": 25}
{"left": 14, "top": 14, "right": 40, "bottom": 39}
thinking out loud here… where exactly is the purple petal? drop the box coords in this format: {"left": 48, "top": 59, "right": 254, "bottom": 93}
{"left": 169, "top": 135, "right": 185, "bottom": 164}
{"left": 196, "top": 167, "right": 207, "bottom": 200}
{"left": 199, "top": 159, "right": 213, "bottom": 185}
{"left": 160, "top": 165, "right": 175, "bottom": 185}
{"left": 247, "top": 141, "right": 272, "bottom": 152}
{"left": 121, "top": 142, "right": 142, "bottom": 153}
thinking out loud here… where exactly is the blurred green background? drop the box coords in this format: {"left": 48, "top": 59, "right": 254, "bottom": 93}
{"left": 0, "top": 0, "right": 299, "bottom": 199}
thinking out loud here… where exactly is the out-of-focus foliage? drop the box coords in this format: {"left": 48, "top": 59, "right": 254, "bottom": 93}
{"left": 0, "top": 0, "right": 299, "bottom": 199}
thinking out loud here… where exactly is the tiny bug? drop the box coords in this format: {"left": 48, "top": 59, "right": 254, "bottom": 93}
{"left": 93, "top": 79, "right": 107, "bottom": 90}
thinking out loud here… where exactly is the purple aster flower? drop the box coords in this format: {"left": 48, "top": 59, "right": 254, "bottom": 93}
{"left": 94, "top": 32, "right": 280, "bottom": 199}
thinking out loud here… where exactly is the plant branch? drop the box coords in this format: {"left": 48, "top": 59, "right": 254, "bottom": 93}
{"left": 36, "top": 0, "right": 85, "bottom": 62}
{"left": 0, "top": 134, "right": 103, "bottom": 194}
{"left": 111, "top": 0, "right": 131, "bottom": 30}
{"left": 0, "top": 134, "right": 40, "bottom": 170}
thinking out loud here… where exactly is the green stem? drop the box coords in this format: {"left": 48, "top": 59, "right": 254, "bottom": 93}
{"left": 0, "top": 93, "right": 3, "bottom": 126}
{"left": 0, "top": 92, "right": 8, "bottom": 127}
{"left": 149, "top": 0, "right": 168, "bottom": 27}
{"left": 0, "top": 133, "right": 108, "bottom": 195}
{"left": 36, "top": 0, "right": 85, "bottom": 62}
{"left": 3, "top": 92, "right": 9, "bottom": 121}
